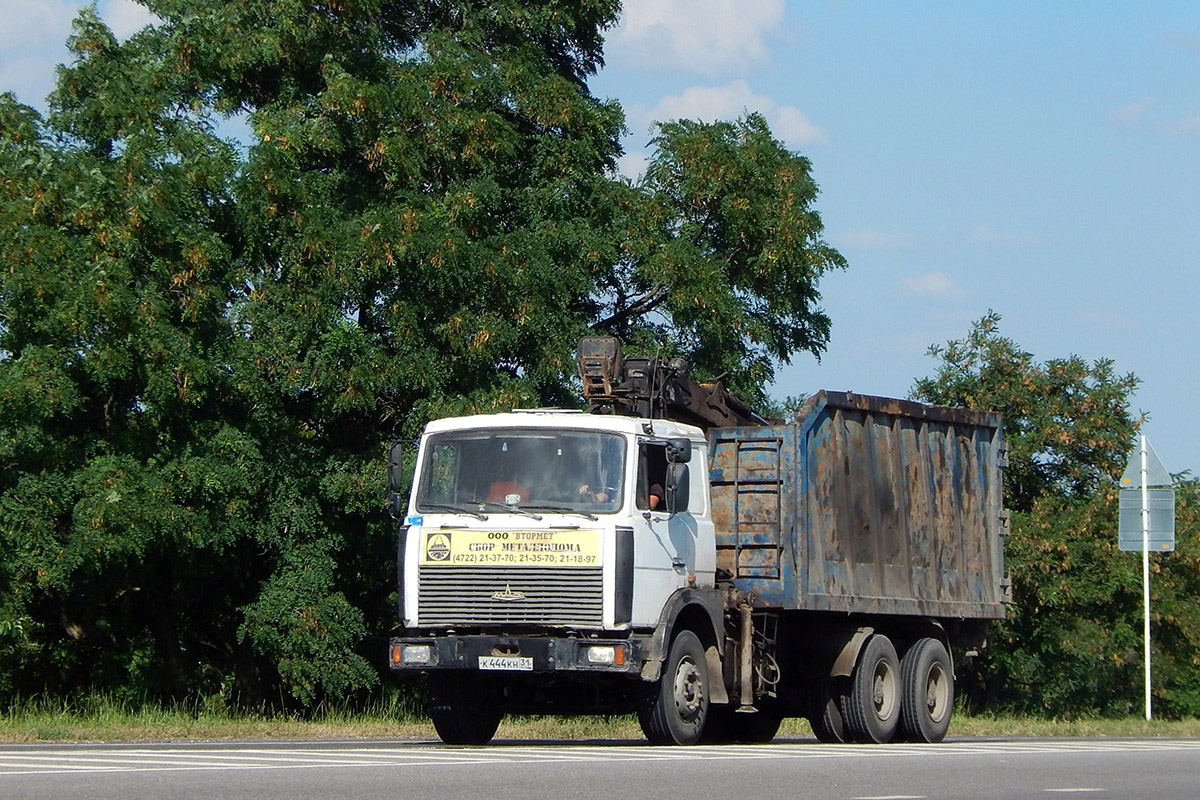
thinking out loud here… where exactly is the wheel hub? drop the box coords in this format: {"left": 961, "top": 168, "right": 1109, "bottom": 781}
{"left": 925, "top": 663, "right": 949, "bottom": 721}
{"left": 871, "top": 658, "right": 897, "bottom": 718}
{"left": 673, "top": 657, "right": 704, "bottom": 721}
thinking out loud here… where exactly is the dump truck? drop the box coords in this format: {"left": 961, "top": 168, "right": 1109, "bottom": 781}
{"left": 387, "top": 337, "right": 1008, "bottom": 745}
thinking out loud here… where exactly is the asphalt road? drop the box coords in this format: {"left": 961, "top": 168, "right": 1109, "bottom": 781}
{"left": 2, "top": 736, "right": 1199, "bottom": 800}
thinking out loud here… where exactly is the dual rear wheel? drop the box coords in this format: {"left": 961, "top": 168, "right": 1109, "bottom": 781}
{"left": 898, "top": 637, "right": 953, "bottom": 742}
{"left": 808, "top": 634, "right": 953, "bottom": 744}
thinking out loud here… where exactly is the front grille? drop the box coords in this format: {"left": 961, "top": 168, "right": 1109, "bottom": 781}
{"left": 418, "top": 566, "right": 603, "bottom": 627}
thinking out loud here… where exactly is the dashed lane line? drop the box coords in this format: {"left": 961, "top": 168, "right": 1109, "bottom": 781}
{"left": 1044, "top": 790, "right": 1105, "bottom": 794}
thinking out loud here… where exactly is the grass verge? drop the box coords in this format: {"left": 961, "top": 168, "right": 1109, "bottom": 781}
{"left": 3, "top": 697, "right": 1200, "bottom": 743}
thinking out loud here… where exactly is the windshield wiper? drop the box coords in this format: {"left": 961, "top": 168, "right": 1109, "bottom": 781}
{"left": 477, "top": 501, "right": 543, "bottom": 520}
{"left": 522, "top": 504, "right": 599, "bottom": 521}
{"left": 419, "top": 503, "right": 488, "bottom": 521}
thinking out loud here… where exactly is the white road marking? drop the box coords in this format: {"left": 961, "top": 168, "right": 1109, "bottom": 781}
{"left": 1044, "top": 790, "right": 1105, "bottom": 794}
{"left": 0, "top": 739, "right": 1197, "bottom": 777}
{"left": 851, "top": 795, "right": 927, "bottom": 799}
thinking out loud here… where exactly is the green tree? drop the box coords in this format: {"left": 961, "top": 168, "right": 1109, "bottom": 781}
{"left": 913, "top": 312, "right": 1138, "bottom": 514}
{"left": 913, "top": 313, "right": 1200, "bottom": 717}
{"left": 0, "top": 19, "right": 261, "bottom": 703}
{"left": 1147, "top": 477, "right": 1200, "bottom": 717}
{"left": 1, "top": 1, "right": 845, "bottom": 707}
{"left": 599, "top": 114, "right": 847, "bottom": 403}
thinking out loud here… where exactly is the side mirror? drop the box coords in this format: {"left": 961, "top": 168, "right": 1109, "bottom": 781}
{"left": 666, "top": 464, "right": 690, "bottom": 513}
{"left": 388, "top": 440, "right": 409, "bottom": 492}
{"left": 666, "top": 438, "right": 692, "bottom": 464}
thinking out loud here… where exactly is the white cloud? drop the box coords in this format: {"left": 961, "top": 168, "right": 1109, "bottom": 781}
{"left": 0, "top": 0, "right": 76, "bottom": 106}
{"left": 608, "top": 0, "right": 785, "bottom": 76}
{"left": 0, "top": 1, "right": 158, "bottom": 107}
{"left": 1110, "top": 96, "right": 1156, "bottom": 125}
{"left": 0, "top": 55, "right": 59, "bottom": 107}
{"left": 902, "top": 271, "right": 965, "bottom": 300}
{"left": 615, "top": 150, "right": 649, "bottom": 180}
{"left": 769, "top": 105, "right": 828, "bottom": 147}
{"left": 0, "top": 0, "right": 77, "bottom": 52}
{"left": 834, "top": 227, "right": 920, "bottom": 250}
{"left": 631, "top": 80, "right": 827, "bottom": 146}
{"left": 967, "top": 225, "right": 1046, "bottom": 247}
{"left": 104, "top": 0, "right": 158, "bottom": 40}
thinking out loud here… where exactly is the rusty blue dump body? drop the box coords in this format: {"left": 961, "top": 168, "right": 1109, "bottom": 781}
{"left": 709, "top": 391, "right": 1007, "bottom": 620}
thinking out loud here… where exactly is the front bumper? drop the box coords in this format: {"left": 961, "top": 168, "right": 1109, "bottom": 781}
{"left": 388, "top": 634, "right": 647, "bottom": 675}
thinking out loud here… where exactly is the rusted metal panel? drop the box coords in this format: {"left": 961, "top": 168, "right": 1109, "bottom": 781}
{"left": 710, "top": 391, "right": 1006, "bottom": 620}
{"left": 710, "top": 431, "right": 793, "bottom": 605}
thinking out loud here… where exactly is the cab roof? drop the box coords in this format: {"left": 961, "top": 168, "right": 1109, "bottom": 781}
{"left": 422, "top": 410, "right": 705, "bottom": 441}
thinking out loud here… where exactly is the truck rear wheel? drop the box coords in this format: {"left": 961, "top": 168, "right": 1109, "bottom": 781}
{"left": 806, "top": 678, "right": 847, "bottom": 743}
{"left": 428, "top": 672, "right": 503, "bottom": 745}
{"left": 840, "top": 634, "right": 901, "bottom": 743}
{"left": 638, "top": 630, "right": 709, "bottom": 745}
{"left": 703, "top": 705, "right": 783, "bottom": 743}
{"left": 899, "top": 637, "right": 953, "bottom": 743}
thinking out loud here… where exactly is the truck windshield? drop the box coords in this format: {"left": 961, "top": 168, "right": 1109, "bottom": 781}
{"left": 416, "top": 428, "right": 627, "bottom": 515}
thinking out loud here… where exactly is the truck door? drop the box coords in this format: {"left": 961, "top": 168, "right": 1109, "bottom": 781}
{"left": 630, "top": 440, "right": 696, "bottom": 624}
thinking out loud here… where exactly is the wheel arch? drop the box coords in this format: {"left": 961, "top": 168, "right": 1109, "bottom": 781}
{"left": 892, "top": 619, "right": 955, "bottom": 678}
{"left": 828, "top": 620, "right": 955, "bottom": 679}
{"left": 640, "top": 588, "right": 729, "bottom": 704}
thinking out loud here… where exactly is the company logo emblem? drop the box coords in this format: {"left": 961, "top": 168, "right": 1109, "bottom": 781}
{"left": 491, "top": 584, "right": 526, "bottom": 601}
{"left": 425, "top": 533, "right": 451, "bottom": 562}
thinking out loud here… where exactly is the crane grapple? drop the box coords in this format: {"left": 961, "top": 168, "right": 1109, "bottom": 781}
{"left": 576, "top": 336, "right": 765, "bottom": 431}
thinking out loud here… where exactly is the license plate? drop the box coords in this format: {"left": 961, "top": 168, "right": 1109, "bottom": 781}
{"left": 479, "top": 656, "right": 533, "bottom": 671}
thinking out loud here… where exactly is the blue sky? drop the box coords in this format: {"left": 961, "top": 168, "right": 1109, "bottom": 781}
{"left": 595, "top": 1, "right": 1200, "bottom": 475}
{"left": 3, "top": 1, "right": 1198, "bottom": 474}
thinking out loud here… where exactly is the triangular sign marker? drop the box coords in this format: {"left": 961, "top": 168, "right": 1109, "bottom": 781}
{"left": 1121, "top": 438, "right": 1172, "bottom": 487}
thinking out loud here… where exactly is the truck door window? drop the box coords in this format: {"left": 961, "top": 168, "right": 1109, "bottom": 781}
{"left": 637, "top": 442, "right": 670, "bottom": 511}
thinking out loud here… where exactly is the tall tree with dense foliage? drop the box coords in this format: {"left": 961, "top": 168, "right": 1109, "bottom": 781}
{"left": 0, "top": 1, "right": 845, "bottom": 706}
{"left": 913, "top": 313, "right": 1200, "bottom": 716}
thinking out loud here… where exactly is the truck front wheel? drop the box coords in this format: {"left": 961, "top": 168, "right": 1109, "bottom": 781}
{"left": 428, "top": 672, "right": 503, "bottom": 745}
{"left": 638, "top": 630, "right": 709, "bottom": 745}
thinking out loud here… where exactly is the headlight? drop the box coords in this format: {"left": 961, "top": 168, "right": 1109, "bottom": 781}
{"left": 401, "top": 644, "right": 432, "bottom": 664}
{"left": 586, "top": 645, "right": 616, "bottom": 665}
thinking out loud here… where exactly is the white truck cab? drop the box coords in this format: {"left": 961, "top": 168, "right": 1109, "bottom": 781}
{"left": 399, "top": 410, "right": 714, "bottom": 633}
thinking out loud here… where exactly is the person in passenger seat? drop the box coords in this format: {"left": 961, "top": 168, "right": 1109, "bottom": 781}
{"left": 648, "top": 483, "right": 664, "bottom": 511}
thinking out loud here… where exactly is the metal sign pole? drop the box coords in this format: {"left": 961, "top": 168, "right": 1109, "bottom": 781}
{"left": 1141, "top": 434, "right": 1151, "bottom": 722}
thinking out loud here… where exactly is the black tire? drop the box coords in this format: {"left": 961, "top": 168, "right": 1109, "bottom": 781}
{"left": 806, "top": 678, "right": 848, "bottom": 744}
{"left": 899, "top": 637, "right": 954, "bottom": 743}
{"left": 428, "top": 672, "right": 503, "bottom": 745}
{"left": 699, "top": 705, "right": 731, "bottom": 744}
{"left": 729, "top": 708, "right": 783, "bottom": 743}
{"left": 638, "top": 630, "right": 709, "bottom": 745}
{"left": 840, "top": 635, "right": 901, "bottom": 744}
{"left": 703, "top": 705, "right": 783, "bottom": 744}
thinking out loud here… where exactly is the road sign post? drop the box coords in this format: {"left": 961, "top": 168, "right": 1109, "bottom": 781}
{"left": 1141, "top": 440, "right": 1150, "bottom": 723}
{"left": 1118, "top": 435, "right": 1175, "bottom": 722}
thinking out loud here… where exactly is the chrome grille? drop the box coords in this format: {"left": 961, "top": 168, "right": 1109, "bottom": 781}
{"left": 417, "top": 566, "right": 603, "bottom": 627}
